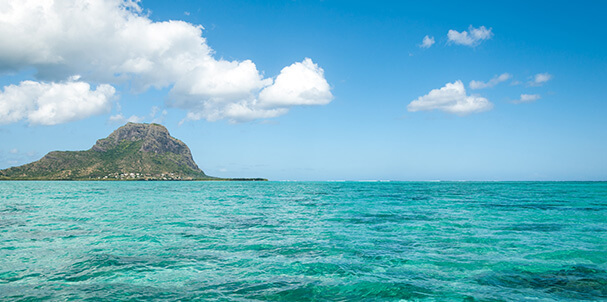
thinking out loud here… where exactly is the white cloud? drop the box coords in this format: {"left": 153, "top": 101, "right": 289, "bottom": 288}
{"left": 407, "top": 80, "right": 493, "bottom": 115}
{"left": 513, "top": 94, "right": 541, "bottom": 104}
{"left": 179, "top": 58, "right": 333, "bottom": 123}
{"left": 149, "top": 106, "right": 168, "bottom": 123}
{"left": 108, "top": 114, "right": 125, "bottom": 123}
{"left": 419, "top": 35, "right": 435, "bottom": 48}
{"left": 108, "top": 113, "right": 144, "bottom": 124}
{"left": 109, "top": 105, "right": 167, "bottom": 124}
{"left": 259, "top": 58, "right": 333, "bottom": 108}
{"left": 151, "top": 109, "right": 168, "bottom": 124}
{"left": 0, "top": 0, "right": 332, "bottom": 123}
{"left": 9, "top": 148, "right": 18, "bottom": 154}
{"left": 447, "top": 25, "right": 493, "bottom": 46}
{"left": 528, "top": 73, "right": 552, "bottom": 86}
{"left": 0, "top": 79, "right": 115, "bottom": 125}
{"left": 469, "top": 73, "right": 511, "bottom": 89}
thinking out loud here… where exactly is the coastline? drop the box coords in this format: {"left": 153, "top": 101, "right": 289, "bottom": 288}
{"left": 0, "top": 177, "right": 268, "bottom": 181}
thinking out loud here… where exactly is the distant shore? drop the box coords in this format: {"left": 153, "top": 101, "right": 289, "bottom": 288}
{"left": 0, "top": 177, "right": 268, "bottom": 181}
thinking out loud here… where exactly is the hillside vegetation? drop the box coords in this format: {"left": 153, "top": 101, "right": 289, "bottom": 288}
{"left": 0, "top": 123, "right": 215, "bottom": 180}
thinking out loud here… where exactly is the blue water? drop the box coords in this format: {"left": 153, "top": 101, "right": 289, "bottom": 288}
{"left": 1, "top": 181, "right": 606, "bottom": 301}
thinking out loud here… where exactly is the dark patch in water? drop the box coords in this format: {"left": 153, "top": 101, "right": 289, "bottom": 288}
{"left": 574, "top": 207, "right": 607, "bottom": 212}
{"left": 477, "top": 265, "right": 607, "bottom": 300}
{"left": 305, "top": 191, "right": 330, "bottom": 196}
{"left": 0, "top": 270, "right": 41, "bottom": 284}
{"left": 505, "top": 223, "right": 564, "bottom": 232}
{"left": 482, "top": 202, "right": 565, "bottom": 211}
{"left": 0, "top": 219, "right": 25, "bottom": 229}
{"left": 249, "top": 280, "right": 432, "bottom": 301}
{"left": 1, "top": 282, "right": 211, "bottom": 301}
{"left": 411, "top": 195, "right": 431, "bottom": 201}
{"left": 334, "top": 212, "right": 431, "bottom": 225}
{"left": 0, "top": 205, "right": 35, "bottom": 215}
{"left": 50, "top": 254, "right": 153, "bottom": 282}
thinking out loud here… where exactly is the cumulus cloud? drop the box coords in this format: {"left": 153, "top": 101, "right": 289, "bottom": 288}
{"left": 177, "top": 58, "right": 332, "bottom": 123}
{"left": 419, "top": 35, "right": 435, "bottom": 48}
{"left": 469, "top": 73, "right": 511, "bottom": 89}
{"left": 0, "top": 0, "right": 332, "bottom": 123}
{"left": 528, "top": 73, "right": 552, "bottom": 86}
{"left": 407, "top": 80, "right": 493, "bottom": 115}
{"left": 513, "top": 94, "right": 541, "bottom": 104}
{"left": 259, "top": 59, "right": 333, "bottom": 108}
{"left": 447, "top": 25, "right": 493, "bottom": 46}
{"left": 0, "top": 79, "right": 115, "bottom": 125}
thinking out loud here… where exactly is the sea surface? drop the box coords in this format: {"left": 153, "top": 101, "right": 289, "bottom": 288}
{"left": 0, "top": 181, "right": 606, "bottom": 301}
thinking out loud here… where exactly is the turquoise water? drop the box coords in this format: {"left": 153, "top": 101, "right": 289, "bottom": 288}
{"left": 1, "top": 181, "right": 606, "bottom": 301}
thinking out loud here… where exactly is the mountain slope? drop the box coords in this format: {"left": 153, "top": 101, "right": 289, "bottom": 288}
{"left": 0, "top": 123, "right": 213, "bottom": 180}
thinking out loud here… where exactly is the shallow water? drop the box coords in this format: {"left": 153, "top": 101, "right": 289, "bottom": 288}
{"left": 1, "top": 181, "right": 606, "bottom": 301}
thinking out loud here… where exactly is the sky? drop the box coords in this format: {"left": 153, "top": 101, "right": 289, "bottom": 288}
{"left": 1, "top": 0, "right": 606, "bottom": 181}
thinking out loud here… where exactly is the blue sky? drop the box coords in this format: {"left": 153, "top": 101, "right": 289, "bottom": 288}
{"left": 1, "top": 0, "right": 606, "bottom": 180}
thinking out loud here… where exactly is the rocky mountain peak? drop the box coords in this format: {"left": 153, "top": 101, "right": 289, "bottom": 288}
{"left": 91, "top": 122, "right": 201, "bottom": 171}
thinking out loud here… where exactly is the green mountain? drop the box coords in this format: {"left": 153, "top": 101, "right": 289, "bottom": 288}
{"left": 1, "top": 123, "right": 222, "bottom": 180}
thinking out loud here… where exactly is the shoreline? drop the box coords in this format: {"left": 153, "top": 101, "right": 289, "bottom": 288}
{"left": 0, "top": 177, "right": 268, "bottom": 181}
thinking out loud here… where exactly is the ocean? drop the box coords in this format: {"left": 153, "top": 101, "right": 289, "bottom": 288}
{"left": 1, "top": 181, "right": 606, "bottom": 301}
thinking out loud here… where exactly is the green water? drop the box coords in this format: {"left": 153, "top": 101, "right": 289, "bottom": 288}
{"left": 1, "top": 181, "right": 606, "bottom": 301}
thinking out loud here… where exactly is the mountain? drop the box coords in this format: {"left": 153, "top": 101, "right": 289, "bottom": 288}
{"left": 0, "top": 123, "right": 254, "bottom": 181}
